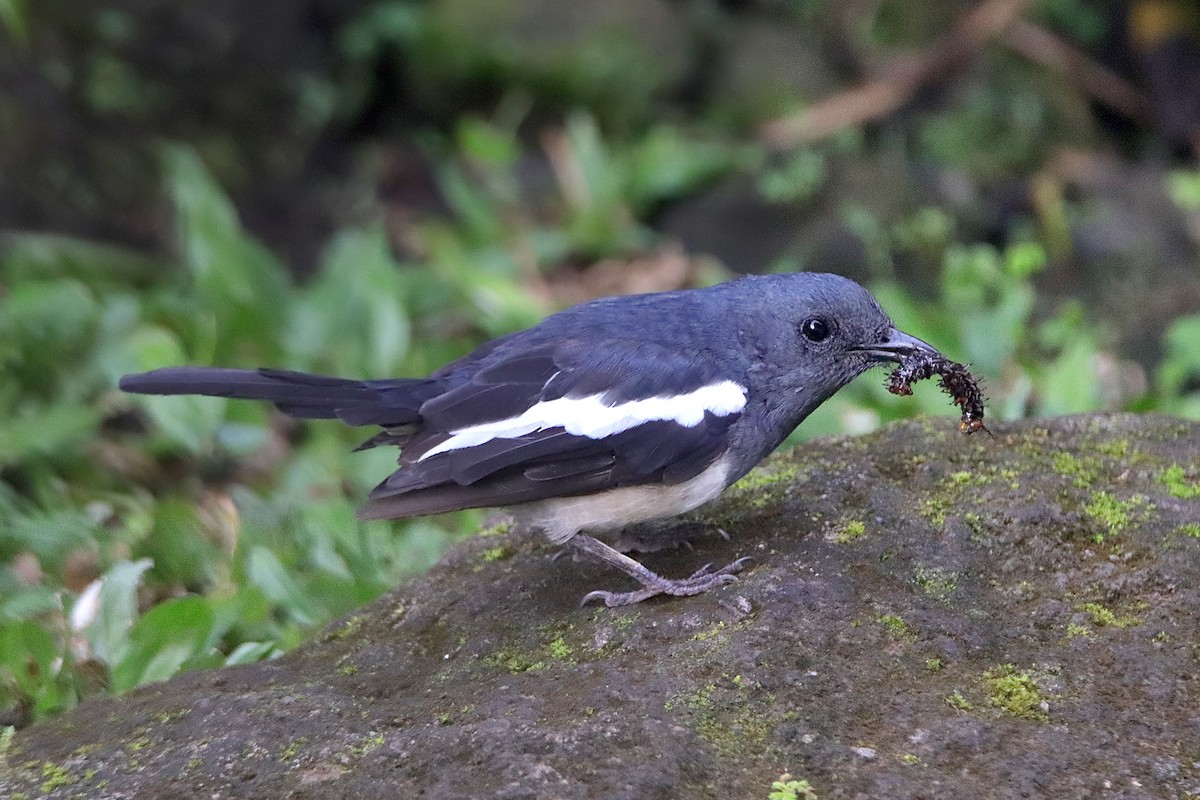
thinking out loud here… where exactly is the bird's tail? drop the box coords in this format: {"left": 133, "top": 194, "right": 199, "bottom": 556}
{"left": 119, "top": 367, "right": 439, "bottom": 426}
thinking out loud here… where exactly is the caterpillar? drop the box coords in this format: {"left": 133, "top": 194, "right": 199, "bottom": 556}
{"left": 886, "top": 352, "right": 989, "bottom": 436}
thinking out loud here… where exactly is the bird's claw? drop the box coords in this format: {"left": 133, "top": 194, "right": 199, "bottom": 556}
{"left": 687, "top": 556, "right": 755, "bottom": 580}
{"left": 579, "top": 557, "right": 753, "bottom": 608}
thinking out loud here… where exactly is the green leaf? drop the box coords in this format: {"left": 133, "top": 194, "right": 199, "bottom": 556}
{"left": 0, "top": 506, "right": 97, "bottom": 566}
{"left": 76, "top": 558, "right": 154, "bottom": 667}
{"left": 942, "top": 244, "right": 1033, "bottom": 374}
{"left": 0, "top": 0, "right": 27, "bottom": 43}
{"left": 0, "top": 280, "right": 98, "bottom": 344}
{"left": 121, "top": 323, "right": 189, "bottom": 374}
{"left": 628, "top": 126, "right": 757, "bottom": 209}
{"left": 1167, "top": 170, "right": 1200, "bottom": 213}
{"left": 0, "top": 402, "right": 103, "bottom": 467}
{"left": 110, "top": 596, "right": 214, "bottom": 692}
{"left": 338, "top": 1, "right": 426, "bottom": 59}
{"left": 0, "top": 279, "right": 100, "bottom": 390}
{"left": 564, "top": 113, "right": 619, "bottom": 212}
{"left": 457, "top": 117, "right": 518, "bottom": 166}
{"left": 224, "top": 641, "right": 277, "bottom": 666}
{"left": 757, "top": 149, "right": 826, "bottom": 204}
{"left": 161, "top": 145, "right": 292, "bottom": 360}
{"left": 120, "top": 325, "right": 227, "bottom": 451}
{"left": 0, "top": 619, "right": 71, "bottom": 717}
{"left": 136, "top": 499, "right": 221, "bottom": 587}
{"left": 1160, "top": 315, "right": 1200, "bottom": 398}
{"left": 435, "top": 163, "right": 507, "bottom": 244}
{"left": 0, "top": 584, "right": 60, "bottom": 620}
{"left": 1036, "top": 338, "right": 1099, "bottom": 415}
{"left": 244, "top": 546, "right": 320, "bottom": 627}
{"left": 0, "top": 619, "right": 59, "bottom": 694}
{"left": 0, "top": 232, "right": 168, "bottom": 288}
{"left": 1003, "top": 241, "right": 1047, "bottom": 279}
{"left": 289, "top": 227, "right": 412, "bottom": 376}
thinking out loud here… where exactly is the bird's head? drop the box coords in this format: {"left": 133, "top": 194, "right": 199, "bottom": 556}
{"left": 732, "top": 273, "right": 941, "bottom": 419}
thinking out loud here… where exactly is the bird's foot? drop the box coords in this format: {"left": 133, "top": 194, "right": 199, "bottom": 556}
{"left": 569, "top": 533, "right": 753, "bottom": 608}
{"left": 580, "top": 557, "right": 754, "bottom": 607}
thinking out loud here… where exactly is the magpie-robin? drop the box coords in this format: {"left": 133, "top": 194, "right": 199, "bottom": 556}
{"left": 120, "top": 272, "right": 939, "bottom": 606}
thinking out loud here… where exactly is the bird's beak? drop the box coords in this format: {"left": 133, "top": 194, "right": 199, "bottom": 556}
{"left": 852, "top": 327, "right": 941, "bottom": 363}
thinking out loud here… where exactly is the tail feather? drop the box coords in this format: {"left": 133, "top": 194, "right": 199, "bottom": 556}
{"left": 119, "top": 367, "right": 436, "bottom": 425}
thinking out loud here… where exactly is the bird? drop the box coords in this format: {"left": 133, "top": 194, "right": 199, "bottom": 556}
{"left": 120, "top": 272, "right": 939, "bottom": 606}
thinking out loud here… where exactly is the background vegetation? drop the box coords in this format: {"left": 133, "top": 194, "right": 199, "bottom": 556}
{"left": 2, "top": 0, "right": 1199, "bottom": 723}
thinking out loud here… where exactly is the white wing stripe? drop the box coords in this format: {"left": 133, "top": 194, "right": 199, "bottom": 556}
{"left": 417, "top": 380, "right": 747, "bottom": 461}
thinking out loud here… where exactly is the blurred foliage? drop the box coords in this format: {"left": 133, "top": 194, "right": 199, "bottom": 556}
{"left": 2, "top": 0, "right": 1200, "bottom": 726}
{"left": 1035, "top": 0, "right": 1110, "bottom": 44}
{"left": 0, "top": 144, "right": 529, "bottom": 721}
{"left": 0, "top": 0, "right": 25, "bottom": 43}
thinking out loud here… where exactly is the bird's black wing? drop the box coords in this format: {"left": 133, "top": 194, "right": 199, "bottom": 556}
{"left": 357, "top": 338, "right": 745, "bottom": 519}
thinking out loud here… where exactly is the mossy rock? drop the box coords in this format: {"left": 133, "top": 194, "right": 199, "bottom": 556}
{"left": 2, "top": 413, "right": 1198, "bottom": 799}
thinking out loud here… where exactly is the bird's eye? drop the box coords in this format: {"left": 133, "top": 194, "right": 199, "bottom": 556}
{"left": 800, "top": 317, "right": 832, "bottom": 343}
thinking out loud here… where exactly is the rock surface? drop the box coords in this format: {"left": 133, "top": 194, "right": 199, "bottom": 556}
{"left": 2, "top": 413, "right": 1199, "bottom": 799}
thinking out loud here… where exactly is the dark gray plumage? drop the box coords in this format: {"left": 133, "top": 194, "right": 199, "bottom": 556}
{"left": 120, "top": 272, "right": 938, "bottom": 606}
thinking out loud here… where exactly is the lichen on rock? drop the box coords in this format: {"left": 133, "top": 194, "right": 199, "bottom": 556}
{"left": 2, "top": 413, "right": 1198, "bottom": 799}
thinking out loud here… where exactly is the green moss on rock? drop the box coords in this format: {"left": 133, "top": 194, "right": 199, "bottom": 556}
{"left": 983, "top": 665, "right": 1048, "bottom": 721}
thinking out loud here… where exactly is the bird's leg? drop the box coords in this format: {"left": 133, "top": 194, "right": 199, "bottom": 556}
{"left": 547, "top": 521, "right": 725, "bottom": 564}
{"left": 570, "top": 533, "right": 753, "bottom": 608}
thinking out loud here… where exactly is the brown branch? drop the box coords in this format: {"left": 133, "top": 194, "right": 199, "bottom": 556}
{"left": 999, "top": 19, "right": 1150, "bottom": 122}
{"left": 760, "top": 0, "right": 1035, "bottom": 148}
